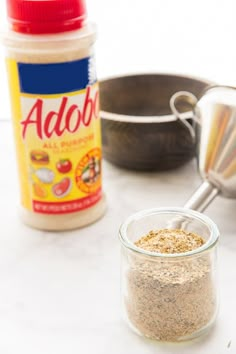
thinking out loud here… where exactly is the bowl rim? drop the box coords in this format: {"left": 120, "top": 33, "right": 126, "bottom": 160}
{"left": 99, "top": 72, "right": 213, "bottom": 124}
{"left": 100, "top": 110, "right": 191, "bottom": 123}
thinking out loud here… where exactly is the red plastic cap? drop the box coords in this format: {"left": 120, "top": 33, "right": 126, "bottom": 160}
{"left": 7, "top": 0, "right": 87, "bottom": 34}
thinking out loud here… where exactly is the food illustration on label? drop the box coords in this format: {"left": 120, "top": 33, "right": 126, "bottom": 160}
{"left": 81, "top": 156, "right": 100, "bottom": 184}
{"left": 76, "top": 148, "right": 101, "bottom": 194}
{"left": 52, "top": 177, "right": 72, "bottom": 198}
{"left": 33, "top": 183, "right": 47, "bottom": 199}
{"left": 34, "top": 167, "right": 55, "bottom": 184}
{"left": 30, "top": 150, "right": 49, "bottom": 165}
{"left": 56, "top": 159, "right": 72, "bottom": 174}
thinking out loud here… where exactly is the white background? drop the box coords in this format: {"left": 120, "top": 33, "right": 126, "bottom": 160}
{"left": 1, "top": 0, "right": 236, "bottom": 119}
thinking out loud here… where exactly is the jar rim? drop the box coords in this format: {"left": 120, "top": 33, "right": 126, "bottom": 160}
{"left": 119, "top": 207, "right": 219, "bottom": 258}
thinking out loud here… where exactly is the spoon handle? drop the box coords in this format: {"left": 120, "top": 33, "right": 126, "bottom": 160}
{"left": 184, "top": 180, "right": 219, "bottom": 212}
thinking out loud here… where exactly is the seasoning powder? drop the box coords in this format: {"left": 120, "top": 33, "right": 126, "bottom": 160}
{"left": 124, "top": 229, "right": 217, "bottom": 341}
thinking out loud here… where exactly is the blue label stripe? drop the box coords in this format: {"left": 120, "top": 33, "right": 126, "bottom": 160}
{"left": 18, "top": 58, "right": 90, "bottom": 94}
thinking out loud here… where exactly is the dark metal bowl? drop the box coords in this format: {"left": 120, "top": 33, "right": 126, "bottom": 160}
{"left": 99, "top": 74, "right": 212, "bottom": 171}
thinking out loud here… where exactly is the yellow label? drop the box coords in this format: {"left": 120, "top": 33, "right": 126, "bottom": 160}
{"left": 7, "top": 57, "right": 102, "bottom": 214}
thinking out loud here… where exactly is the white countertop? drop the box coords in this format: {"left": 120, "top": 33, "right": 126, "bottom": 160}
{"left": 0, "top": 120, "right": 236, "bottom": 354}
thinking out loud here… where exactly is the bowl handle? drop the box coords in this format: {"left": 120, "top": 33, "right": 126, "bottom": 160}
{"left": 170, "top": 91, "right": 199, "bottom": 141}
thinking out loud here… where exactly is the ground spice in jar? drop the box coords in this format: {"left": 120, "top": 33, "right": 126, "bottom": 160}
{"left": 135, "top": 229, "right": 205, "bottom": 253}
{"left": 125, "top": 229, "right": 217, "bottom": 341}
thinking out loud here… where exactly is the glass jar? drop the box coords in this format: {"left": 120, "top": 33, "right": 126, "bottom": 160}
{"left": 119, "top": 207, "right": 219, "bottom": 342}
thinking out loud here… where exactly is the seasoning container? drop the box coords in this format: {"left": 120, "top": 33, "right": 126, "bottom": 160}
{"left": 119, "top": 208, "right": 219, "bottom": 342}
{"left": 4, "top": 0, "right": 106, "bottom": 230}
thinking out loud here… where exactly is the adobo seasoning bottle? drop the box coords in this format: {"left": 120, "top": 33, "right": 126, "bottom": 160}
{"left": 4, "top": 0, "right": 106, "bottom": 230}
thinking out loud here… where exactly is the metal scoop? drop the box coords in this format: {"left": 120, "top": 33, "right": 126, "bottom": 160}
{"left": 170, "top": 85, "right": 236, "bottom": 212}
